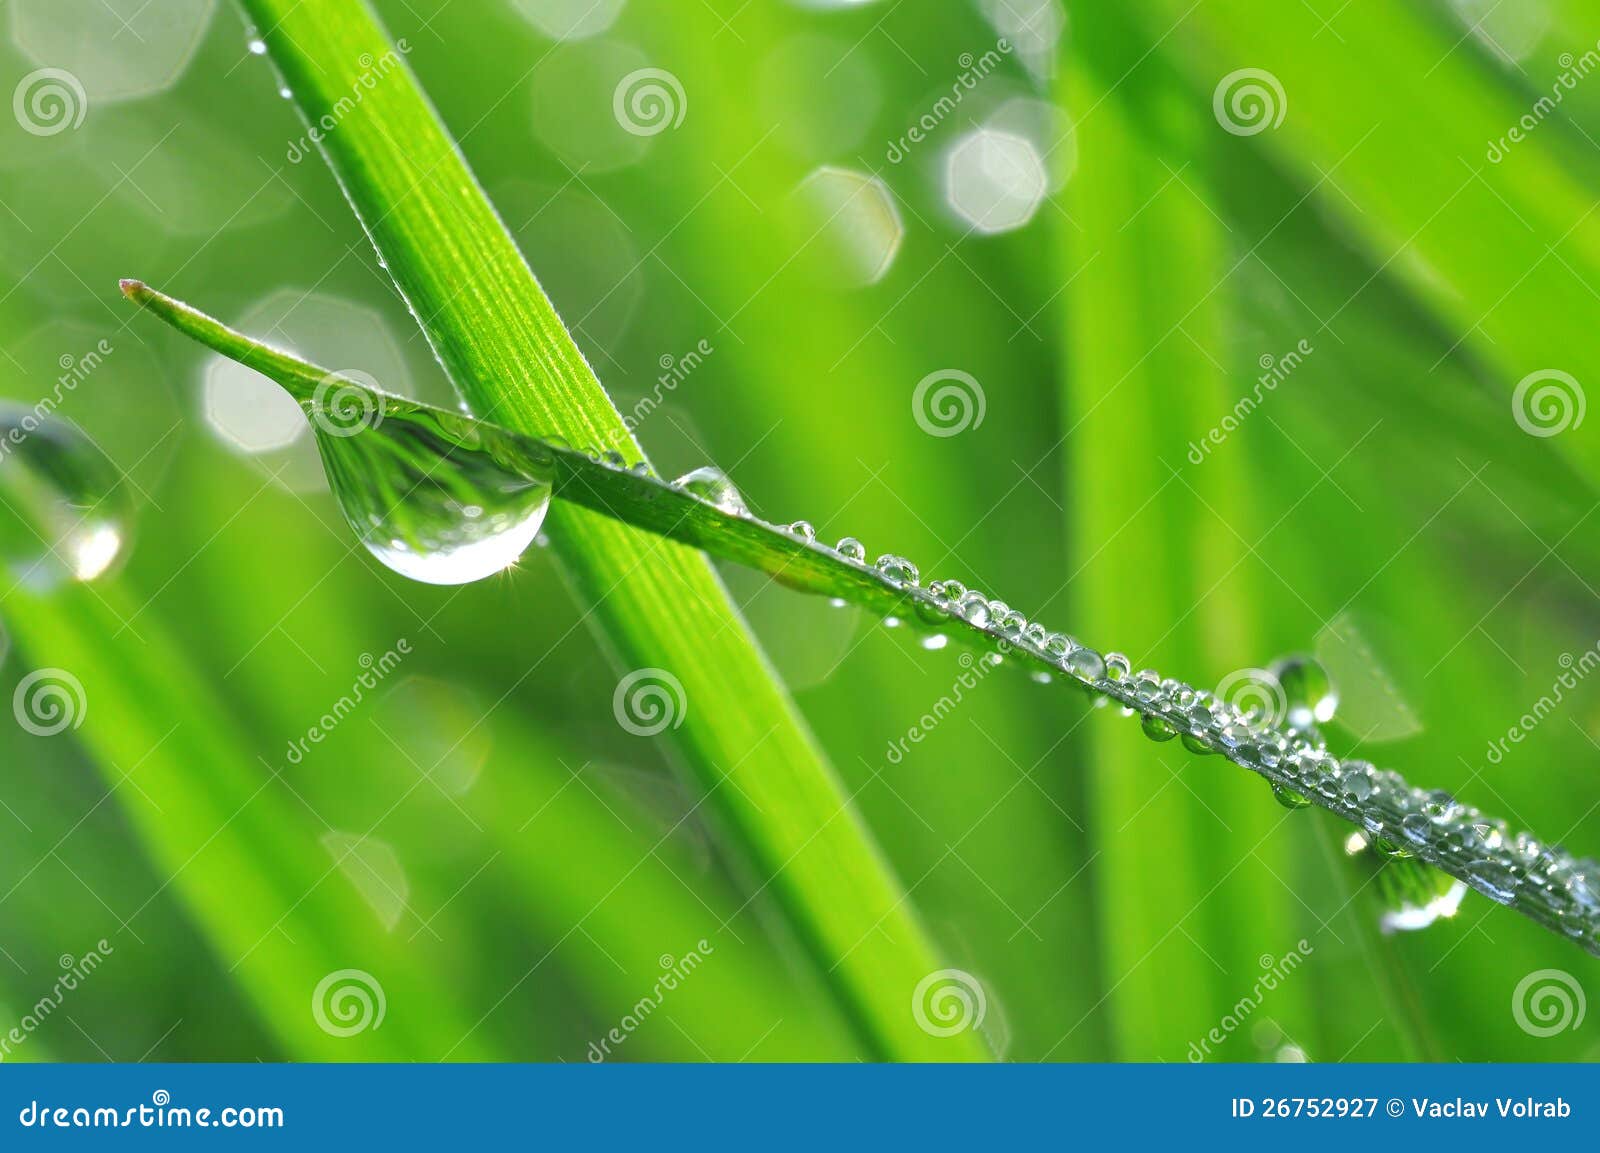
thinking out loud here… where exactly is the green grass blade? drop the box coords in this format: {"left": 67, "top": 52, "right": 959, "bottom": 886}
{"left": 122, "top": 280, "right": 1600, "bottom": 959}
{"left": 1, "top": 582, "right": 493, "bottom": 1059}
{"left": 228, "top": 0, "right": 978, "bottom": 1061}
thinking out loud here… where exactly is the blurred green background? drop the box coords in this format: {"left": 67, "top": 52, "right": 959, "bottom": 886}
{"left": 2, "top": 0, "right": 1599, "bottom": 1062}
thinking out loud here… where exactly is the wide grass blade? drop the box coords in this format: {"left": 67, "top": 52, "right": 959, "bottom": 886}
{"left": 229, "top": 0, "right": 979, "bottom": 1060}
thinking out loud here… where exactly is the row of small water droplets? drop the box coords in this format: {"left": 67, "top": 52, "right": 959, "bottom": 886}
{"left": 663, "top": 463, "right": 1600, "bottom": 954}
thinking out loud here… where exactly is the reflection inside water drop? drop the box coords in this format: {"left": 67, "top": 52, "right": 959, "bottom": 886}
{"left": 307, "top": 393, "right": 554, "bottom": 586}
{"left": 0, "top": 407, "right": 132, "bottom": 591}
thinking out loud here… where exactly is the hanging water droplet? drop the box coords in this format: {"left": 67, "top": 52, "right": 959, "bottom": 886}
{"left": 674, "top": 466, "right": 748, "bottom": 516}
{"left": 835, "top": 536, "right": 867, "bottom": 563}
{"left": 308, "top": 393, "right": 554, "bottom": 586}
{"left": 1341, "top": 772, "right": 1374, "bottom": 802}
{"left": 1141, "top": 713, "right": 1176, "bottom": 742}
{"left": 1466, "top": 859, "right": 1521, "bottom": 904}
{"left": 1180, "top": 732, "right": 1216, "bottom": 756}
{"left": 875, "top": 554, "right": 920, "bottom": 585}
{"left": 1369, "top": 836, "right": 1412, "bottom": 860}
{"left": 1269, "top": 654, "right": 1338, "bottom": 729}
{"left": 956, "top": 591, "right": 991, "bottom": 627}
{"left": 1064, "top": 646, "right": 1104, "bottom": 682}
{"left": 1272, "top": 784, "right": 1311, "bottom": 810}
{"left": 0, "top": 408, "right": 133, "bottom": 591}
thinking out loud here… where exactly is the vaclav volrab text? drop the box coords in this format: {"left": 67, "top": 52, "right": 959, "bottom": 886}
{"left": 1410, "top": 1098, "right": 1570, "bottom": 1119}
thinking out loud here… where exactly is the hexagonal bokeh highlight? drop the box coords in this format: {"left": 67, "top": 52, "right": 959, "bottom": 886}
{"left": 1449, "top": 0, "right": 1551, "bottom": 63}
{"left": 322, "top": 831, "right": 410, "bottom": 932}
{"left": 498, "top": 180, "right": 643, "bottom": 356}
{"left": 510, "top": 0, "right": 627, "bottom": 41}
{"left": 978, "top": 0, "right": 1066, "bottom": 77}
{"left": 374, "top": 677, "right": 493, "bottom": 797}
{"left": 528, "top": 39, "right": 655, "bottom": 172}
{"left": 89, "top": 107, "right": 294, "bottom": 238}
{"left": 10, "top": 0, "right": 217, "bottom": 105}
{"left": 945, "top": 128, "right": 1047, "bottom": 235}
{"left": 796, "top": 166, "right": 904, "bottom": 287}
{"left": 758, "top": 35, "right": 883, "bottom": 163}
{"left": 202, "top": 289, "right": 417, "bottom": 491}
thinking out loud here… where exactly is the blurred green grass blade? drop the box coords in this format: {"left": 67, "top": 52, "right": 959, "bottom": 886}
{"left": 1148, "top": 0, "right": 1600, "bottom": 488}
{"left": 1059, "top": 4, "right": 1315, "bottom": 1058}
{"left": 172, "top": 485, "right": 856, "bottom": 1060}
{"left": 231, "top": 0, "right": 977, "bottom": 1060}
{"left": 1, "top": 582, "right": 493, "bottom": 1060}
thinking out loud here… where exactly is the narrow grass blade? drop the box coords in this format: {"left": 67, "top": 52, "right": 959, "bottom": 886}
{"left": 123, "top": 280, "right": 1600, "bottom": 958}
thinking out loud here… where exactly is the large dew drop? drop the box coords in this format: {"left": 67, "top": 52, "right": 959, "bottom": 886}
{"left": 307, "top": 391, "right": 554, "bottom": 586}
{"left": 0, "top": 407, "right": 132, "bottom": 591}
{"left": 1269, "top": 654, "right": 1338, "bottom": 729}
